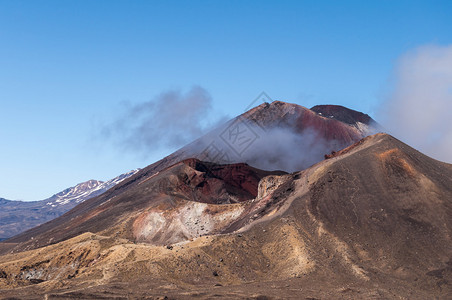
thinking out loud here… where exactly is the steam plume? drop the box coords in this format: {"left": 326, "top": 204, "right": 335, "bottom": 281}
{"left": 190, "top": 119, "right": 344, "bottom": 172}
{"left": 102, "top": 86, "right": 226, "bottom": 155}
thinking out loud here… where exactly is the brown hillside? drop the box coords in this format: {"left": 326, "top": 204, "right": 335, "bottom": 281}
{"left": 0, "top": 133, "right": 451, "bottom": 299}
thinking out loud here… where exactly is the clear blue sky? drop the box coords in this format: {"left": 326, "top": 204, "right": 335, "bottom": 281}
{"left": 1, "top": 0, "right": 451, "bottom": 200}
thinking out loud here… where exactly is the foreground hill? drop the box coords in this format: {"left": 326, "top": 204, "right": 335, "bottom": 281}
{"left": 0, "top": 133, "right": 451, "bottom": 299}
{"left": 0, "top": 170, "right": 139, "bottom": 241}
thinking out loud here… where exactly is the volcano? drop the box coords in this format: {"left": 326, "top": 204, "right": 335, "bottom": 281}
{"left": 0, "top": 102, "right": 451, "bottom": 299}
{"left": 0, "top": 101, "right": 375, "bottom": 251}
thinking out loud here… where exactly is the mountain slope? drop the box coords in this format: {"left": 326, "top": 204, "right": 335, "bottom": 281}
{"left": 3, "top": 160, "right": 286, "bottom": 249}
{"left": 0, "top": 101, "right": 376, "bottom": 249}
{"left": 0, "top": 169, "right": 139, "bottom": 240}
{"left": 0, "top": 133, "right": 451, "bottom": 299}
{"left": 0, "top": 101, "right": 370, "bottom": 242}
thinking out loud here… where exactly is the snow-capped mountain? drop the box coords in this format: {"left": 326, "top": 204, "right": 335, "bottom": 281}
{"left": 45, "top": 169, "right": 139, "bottom": 207}
{"left": 0, "top": 169, "right": 139, "bottom": 240}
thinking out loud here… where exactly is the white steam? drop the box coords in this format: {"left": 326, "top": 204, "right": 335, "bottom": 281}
{"left": 379, "top": 44, "right": 452, "bottom": 163}
{"left": 190, "top": 119, "right": 345, "bottom": 172}
{"left": 238, "top": 126, "right": 343, "bottom": 172}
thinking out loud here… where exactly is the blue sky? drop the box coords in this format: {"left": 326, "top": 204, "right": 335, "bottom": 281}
{"left": 1, "top": 0, "right": 451, "bottom": 200}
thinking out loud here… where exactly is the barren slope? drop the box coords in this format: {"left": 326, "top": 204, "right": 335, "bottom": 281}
{"left": 1, "top": 133, "right": 451, "bottom": 299}
{"left": 1, "top": 160, "right": 285, "bottom": 251}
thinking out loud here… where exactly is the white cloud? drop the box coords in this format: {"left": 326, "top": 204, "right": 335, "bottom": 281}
{"left": 379, "top": 44, "right": 452, "bottom": 163}
{"left": 102, "top": 86, "right": 227, "bottom": 155}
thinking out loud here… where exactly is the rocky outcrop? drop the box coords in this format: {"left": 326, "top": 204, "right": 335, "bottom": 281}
{"left": 257, "top": 175, "right": 287, "bottom": 199}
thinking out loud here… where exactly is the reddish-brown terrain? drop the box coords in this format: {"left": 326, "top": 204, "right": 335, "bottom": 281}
{"left": 0, "top": 133, "right": 451, "bottom": 299}
{"left": 2, "top": 159, "right": 285, "bottom": 250}
{"left": 243, "top": 101, "right": 374, "bottom": 144}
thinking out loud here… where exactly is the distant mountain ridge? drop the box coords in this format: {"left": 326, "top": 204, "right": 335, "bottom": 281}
{"left": 0, "top": 169, "right": 139, "bottom": 240}
{"left": 45, "top": 169, "right": 139, "bottom": 207}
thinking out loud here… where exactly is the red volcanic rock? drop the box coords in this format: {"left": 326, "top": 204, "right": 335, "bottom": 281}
{"left": 167, "top": 158, "right": 286, "bottom": 204}
{"left": 324, "top": 151, "right": 336, "bottom": 159}
{"left": 296, "top": 107, "right": 364, "bottom": 144}
{"left": 324, "top": 136, "right": 369, "bottom": 159}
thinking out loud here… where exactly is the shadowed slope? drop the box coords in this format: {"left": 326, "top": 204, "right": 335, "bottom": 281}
{"left": 311, "top": 104, "right": 374, "bottom": 125}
